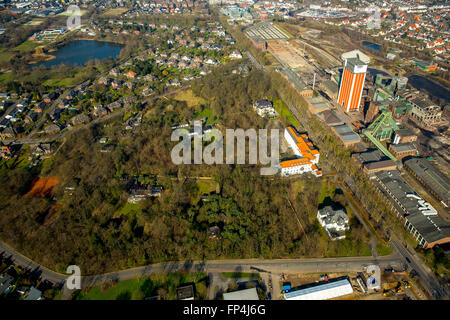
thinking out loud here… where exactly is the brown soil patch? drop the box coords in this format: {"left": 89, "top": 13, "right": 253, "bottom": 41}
{"left": 27, "top": 177, "right": 59, "bottom": 198}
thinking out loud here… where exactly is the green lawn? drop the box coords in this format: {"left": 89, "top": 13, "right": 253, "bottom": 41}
{"left": 273, "top": 99, "right": 300, "bottom": 127}
{"left": 42, "top": 77, "right": 79, "bottom": 87}
{"left": 78, "top": 278, "right": 146, "bottom": 300}
{"left": 194, "top": 108, "right": 213, "bottom": 119}
{"left": 196, "top": 180, "right": 218, "bottom": 195}
{"left": 221, "top": 272, "right": 259, "bottom": 279}
{"left": 274, "top": 23, "right": 294, "bottom": 39}
{"left": 115, "top": 203, "right": 141, "bottom": 217}
{"left": 0, "top": 50, "right": 13, "bottom": 63}
{"left": 194, "top": 108, "right": 216, "bottom": 125}
{"left": 376, "top": 241, "right": 393, "bottom": 256}
{"left": 14, "top": 40, "right": 41, "bottom": 52}
{"left": 0, "top": 71, "right": 14, "bottom": 83}
{"left": 318, "top": 179, "right": 336, "bottom": 205}
{"left": 77, "top": 273, "right": 208, "bottom": 300}
{"left": 173, "top": 89, "right": 207, "bottom": 109}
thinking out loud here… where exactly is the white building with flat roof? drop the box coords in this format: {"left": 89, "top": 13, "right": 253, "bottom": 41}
{"left": 284, "top": 278, "right": 353, "bottom": 300}
{"left": 223, "top": 287, "right": 259, "bottom": 300}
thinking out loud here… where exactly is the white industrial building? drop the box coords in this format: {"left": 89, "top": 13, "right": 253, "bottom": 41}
{"left": 284, "top": 278, "right": 353, "bottom": 300}
{"left": 223, "top": 288, "right": 259, "bottom": 300}
{"left": 280, "top": 126, "right": 322, "bottom": 177}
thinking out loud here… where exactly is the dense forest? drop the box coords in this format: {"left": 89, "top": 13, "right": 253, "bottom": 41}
{"left": 0, "top": 64, "right": 371, "bottom": 274}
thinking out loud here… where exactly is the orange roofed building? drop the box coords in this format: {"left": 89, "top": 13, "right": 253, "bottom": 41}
{"left": 280, "top": 126, "right": 322, "bottom": 177}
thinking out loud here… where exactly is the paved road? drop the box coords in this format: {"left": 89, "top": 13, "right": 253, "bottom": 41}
{"left": 0, "top": 238, "right": 402, "bottom": 288}
{"left": 81, "top": 255, "right": 402, "bottom": 288}
{"left": 389, "top": 236, "right": 449, "bottom": 300}
{"left": 0, "top": 241, "right": 67, "bottom": 285}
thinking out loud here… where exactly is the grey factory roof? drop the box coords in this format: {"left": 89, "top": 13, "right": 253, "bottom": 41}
{"left": 280, "top": 68, "right": 308, "bottom": 91}
{"left": 373, "top": 170, "right": 450, "bottom": 244}
{"left": 395, "top": 127, "right": 415, "bottom": 137}
{"left": 321, "top": 79, "right": 338, "bottom": 95}
{"left": 411, "top": 96, "right": 437, "bottom": 110}
{"left": 353, "top": 149, "right": 386, "bottom": 164}
{"left": 364, "top": 159, "right": 397, "bottom": 171}
{"left": 404, "top": 158, "right": 450, "bottom": 206}
{"left": 390, "top": 143, "right": 417, "bottom": 153}
{"left": 332, "top": 124, "right": 361, "bottom": 143}
{"left": 308, "top": 97, "right": 331, "bottom": 112}
{"left": 317, "top": 110, "right": 344, "bottom": 127}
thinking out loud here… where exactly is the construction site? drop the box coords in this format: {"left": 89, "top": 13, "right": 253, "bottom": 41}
{"left": 280, "top": 269, "right": 426, "bottom": 300}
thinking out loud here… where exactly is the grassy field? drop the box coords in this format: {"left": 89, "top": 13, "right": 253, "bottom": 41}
{"left": 0, "top": 51, "right": 13, "bottom": 64}
{"left": 221, "top": 272, "right": 259, "bottom": 279}
{"left": 42, "top": 77, "right": 79, "bottom": 87}
{"left": 196, "top": 180, "right": 218, "bottom": 195}
{"left": 273, "top": 99, "right": 300, "bottom": 128}
{"left": 57, "top": 10, "right": 88, "bottom": 17}
{"left": 275, "top": 23, "right": 294, "bottom": 39}
{"left": 173, "top": 89, "right": 207, "bottom": 109}
{"left": 14, "top": 40, "right": 42, "bottom": 53}
{"left": 376, "top": 242, "right": 393, "bottom": 256}
{"left": 23, "top": 19, "right": 44, "bottom": 26}
{"left": 101, "top": 8, "right": 129, "bottom": 17}
{"left": 114, "top": 203, "right": 141, "bottom": 218}
{"left": 318, "top": 179, "right": 336, "bottom": 205}
{"left": 77, "top": 273, "right": 208, "bottom": 300}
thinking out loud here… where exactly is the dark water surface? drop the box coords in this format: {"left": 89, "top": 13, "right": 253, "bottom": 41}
{"left": 35, "top": 40, "right": 123, "bottom": 68}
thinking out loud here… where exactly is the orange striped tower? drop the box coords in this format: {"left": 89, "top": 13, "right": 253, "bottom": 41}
{"left": 337, "top": 51, "right": 369, "bottom": 113}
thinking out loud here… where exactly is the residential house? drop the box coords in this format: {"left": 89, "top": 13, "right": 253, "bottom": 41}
{"left": 0, "top": 273, "right": 14, "bottom": 295}
{"left": 124, "top": 81, "right": 135, "bottom": 90}
{"left": 44, "top": 124, "right": 60, "bottom": 135}
{"left": 43, "top": 92, "right": 58, "bottom": 103}
{"left": 0, "top": 146, "right": 12, "bottom": 159}
{"left": 108, "top": 101, "right": 123, "bottom": 111}
{"left": 93, "top": 106, "right": 108, "bottom": 117}
{"left": 128, "top": 186, "right": 164, "bottom": 203}
{"left": 98, "top": 77, "right": 110, "bottom": 85}
{"left": 24, "top": 113, "right": 39, "bottom": 124}
{"left": 31, "top": 143, "right": 52, "bottom": 157}
{"left": 24, "top": 287, "right": 43, "bottom": 300}
{"left": 109, "top": 68, "right": 119, "bottom": 77}
{"left": 126, "top": 70, "right": 137, "bottom": 79}
{"left": 317, "top": 206, "right": 349, "bottom": 240}
{"left": 253, "top": 99, "right": 277, "bottom": 118}
{"left": 71, "top": 113, "right": 89, "bottom": 126}
{"left": 112, "top": 80, "right": 124, "bottom": 89}
{"left": 0, "top": 127, "right": 17, "bottom": 140}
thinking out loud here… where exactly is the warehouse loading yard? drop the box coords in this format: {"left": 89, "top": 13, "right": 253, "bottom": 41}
{"left": 278, "top": 270, "right": 425, "bottom": 300}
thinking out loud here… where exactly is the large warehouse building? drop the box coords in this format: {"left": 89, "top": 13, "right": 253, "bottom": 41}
{"left": 284, "top": 278, "right": 353, "bottom": 300}
{"left": 404, "top": 157, "right": 450, "bottom": 208}
{"left": 372, "top": 170, "right": 450, "bottom": 248}
{"left": 280, "top": 126, "right": 322, "bottom": 177}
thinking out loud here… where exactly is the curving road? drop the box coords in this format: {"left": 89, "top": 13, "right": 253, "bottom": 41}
{"left": 1, "top": 239, "right": 402, "bottom": 290}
